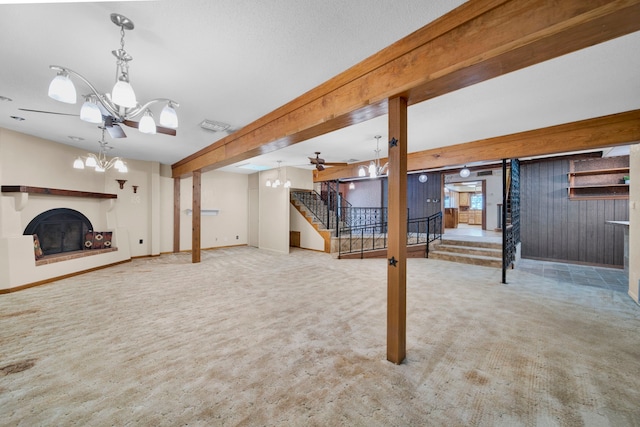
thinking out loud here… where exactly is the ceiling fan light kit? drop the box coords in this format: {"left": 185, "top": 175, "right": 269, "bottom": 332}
{"left": 47, "top": 13, "right": 179, "bottom": 137}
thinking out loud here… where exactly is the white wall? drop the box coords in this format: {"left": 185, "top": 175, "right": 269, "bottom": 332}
{"left": 177, "top": 170, "right": 249, "bottom": 250}
{"left": 0, "top": 129, "right": 132, "bottom": 289}
{"left": 257, "top": 166, "right": 314, "bottom": 254}
{"left": 289, "top": 205, "right": 325, "bottom": 251}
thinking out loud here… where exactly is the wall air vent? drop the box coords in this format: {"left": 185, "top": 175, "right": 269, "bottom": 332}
{"left": 477, "top": 170, "right": 493, "bottom": 176}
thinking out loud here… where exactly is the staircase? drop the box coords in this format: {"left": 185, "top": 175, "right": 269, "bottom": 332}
{"left": 290, "top": 193, "right": 338, "bottom": 253}
{"left": 429, "top": 238, "right": 502, "bottom": 268}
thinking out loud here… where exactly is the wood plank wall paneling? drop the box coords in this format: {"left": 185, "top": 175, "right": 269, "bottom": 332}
{"left": 345, "top": 172, "right": 443, "bottom": 217}
{"left": 520, "top": 157, "right": 629, "bottom": 267}
{"left": 407, "top": 173, "right": 443, "bottom": 218}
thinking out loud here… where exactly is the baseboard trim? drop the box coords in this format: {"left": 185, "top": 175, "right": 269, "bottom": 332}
{"left": 0, "top": 259, "right": 132, "bottom": 294}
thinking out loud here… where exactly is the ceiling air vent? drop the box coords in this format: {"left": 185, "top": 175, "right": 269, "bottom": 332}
{"left": 200, "top": 119, "right": 230, "bottom": 132}
{"left": 477, "top": 170, "right": 493, "bottom": 176}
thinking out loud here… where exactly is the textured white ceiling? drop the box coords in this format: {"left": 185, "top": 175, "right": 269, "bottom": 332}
{"left": 0, "top": 1, "right": 638, "bottom": 173}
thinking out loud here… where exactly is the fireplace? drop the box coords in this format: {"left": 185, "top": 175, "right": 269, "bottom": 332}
{"left": 24, "top": 208, "right": 93, "bottom": 256}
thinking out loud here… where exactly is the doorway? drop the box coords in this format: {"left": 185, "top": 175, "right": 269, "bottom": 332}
{"left": 443, "top": 180, "right": 486, "bottom": 231}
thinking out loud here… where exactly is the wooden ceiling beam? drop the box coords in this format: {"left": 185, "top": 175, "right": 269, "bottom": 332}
{"left": 313, "top": 110, "right": 640, "bottom": 181}
{"left": 172, "top": 0, "right": 640, "bottom": 178}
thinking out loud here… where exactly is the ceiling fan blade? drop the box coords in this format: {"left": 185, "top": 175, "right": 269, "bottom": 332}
{"left": 18, "top": 108, "right": 78, "bottom": 117}
{"left": 122, "top": 119, "right": 177, "bottom": 136}
{"left": 105, "top": 124, "right": 127, "bottom": 139}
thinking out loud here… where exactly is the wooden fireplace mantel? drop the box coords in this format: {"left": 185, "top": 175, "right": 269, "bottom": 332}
{"left": 1, "top": 185, "right": 117, "bottom": 199}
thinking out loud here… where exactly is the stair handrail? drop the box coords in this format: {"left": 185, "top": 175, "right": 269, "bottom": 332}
{"left": 322, "top": 181, "right": 352, "bottom": 236}
{"left": 291, "top": 190, "right": 334, "bottom": 230}
{"left": 407, "top": 211, "right": 443, "bottom": 258}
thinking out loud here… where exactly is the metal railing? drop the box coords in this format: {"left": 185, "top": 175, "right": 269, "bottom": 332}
{"left": 407, "top": 211, "right": 443, "bottom": 258}
{"left": 339, "top": 207, "right": 388, "bottom": 230}
{"left": 338, "top": 211, "right": 443, "bottom": 258}
{"left": 291, "top": 190, "right": 335, "bottom": 231}
{"left": 503, "top": 224, "right": 515, "bottom": 269}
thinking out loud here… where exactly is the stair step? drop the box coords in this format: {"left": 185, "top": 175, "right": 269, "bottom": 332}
{"left": 428, "top": 251, "right": 502, "bottom": 268}
{"left": 440, "top": 238, "right": 501, "bottom": 250}
{"left": 434, "top": 244, "right": 501, "bottom": 258}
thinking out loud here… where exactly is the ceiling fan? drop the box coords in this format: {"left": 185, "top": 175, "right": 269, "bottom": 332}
{"left": 18, "top": 108, "right": 177, "bottom": 139}
{"left": 309, "top": 152, "right": 348, "bottom": 171}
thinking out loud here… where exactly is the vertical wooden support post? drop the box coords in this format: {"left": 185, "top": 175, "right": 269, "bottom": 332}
{"left": 192, "top": 170, "right": 202, "bottom": 263}
{"left": 387, "top": 96, "right": 408, "bottom": 364}
{"left": 173, "top": 177, "right": 180, "bottom": 253}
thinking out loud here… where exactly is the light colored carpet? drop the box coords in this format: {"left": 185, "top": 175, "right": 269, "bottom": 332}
{"left": 1, "top": 246, "right": 639, "bottom": 426}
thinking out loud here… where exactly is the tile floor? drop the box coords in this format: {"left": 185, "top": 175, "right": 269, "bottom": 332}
{"left": 443, "top": 225, "right": 630, "bottom": 293}
{"left": 517, "top": 258, "right": 629, "bottom": 293}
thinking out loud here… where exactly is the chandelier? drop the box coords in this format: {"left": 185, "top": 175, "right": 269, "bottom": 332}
{"left": 73, "top": 128, "right": 128, "bottom": 173}
{"left": 48, "top": 13, "right": 179, "bottom": 135}
{"left": 358, "top": 135, "right": 388, "bottom": 178}
{"left": 265, "top": 161, "right": 291, "bottom": 188}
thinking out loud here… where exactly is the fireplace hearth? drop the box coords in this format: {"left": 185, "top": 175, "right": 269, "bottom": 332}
{"left": 24, "top": 208, "right": 93, "bottom": 256}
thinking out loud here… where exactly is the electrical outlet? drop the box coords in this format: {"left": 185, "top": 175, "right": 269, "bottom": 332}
{"left": 139, "top": 239, "right": 143, "bottom": 244}
{"left": 236, "top": 235, "right": 239, "bottom": 240}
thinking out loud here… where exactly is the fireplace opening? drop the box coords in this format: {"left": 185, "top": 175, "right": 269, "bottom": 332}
{"left": 24, "top": 208, "right": 93, "bottom": 256}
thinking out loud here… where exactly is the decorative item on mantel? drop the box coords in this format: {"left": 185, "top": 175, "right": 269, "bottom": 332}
{"left": 46, "top": 13, "right": 178, "bottom": 137}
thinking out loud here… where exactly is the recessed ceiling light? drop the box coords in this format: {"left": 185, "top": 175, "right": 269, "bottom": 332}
{"left": 10, "top": 115, "right": 24, "bottom": 121}
{"left": 68, "top": 136, "right": 85, "bottom": 141}
{"left": 200, "top": 119, "right": 230, "bottom": 132}
{"left": 0, "top": 96, "right": 12, "bottom": 102}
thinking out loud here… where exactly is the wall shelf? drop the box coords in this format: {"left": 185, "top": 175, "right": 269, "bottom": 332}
{"left": 1, "top": 185, "right": 117, "bottom": 199}
{"left": 567, "top": 159, "right": 629, "bottom": 200}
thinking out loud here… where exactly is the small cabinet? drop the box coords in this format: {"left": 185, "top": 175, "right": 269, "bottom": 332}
{"left": 568, "top": 157, "right": 629, "bottom": 200}
{"left": 444, "top": 208, "right": 458, "bottom": 228}
{"left": 459, "top": 192, "right": 470, "bottom": 207}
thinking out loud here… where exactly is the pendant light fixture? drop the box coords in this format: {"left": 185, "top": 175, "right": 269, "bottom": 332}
{"left": 459, "top": 166, "right": 471, "bottom": 178}
{"left": 358, "top": 135, "right": 389, "bottom": 178}
{"left": 48, "top": 13, "right": 179, "bottom": 135}
{"left": 73, "top": 128, "right": 128, "bottom": 173}
{"left": 265, "top": 161, "right": 291, "bottom": 188}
